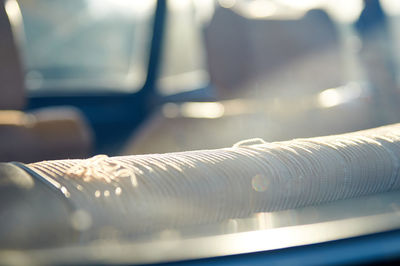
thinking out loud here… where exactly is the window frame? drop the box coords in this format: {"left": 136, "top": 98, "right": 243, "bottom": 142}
{"left": 25, "top": 0, "right": 167, "bottom": 155}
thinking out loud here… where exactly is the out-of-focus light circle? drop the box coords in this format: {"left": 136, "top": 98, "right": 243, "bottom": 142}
{"left": 71, "top": 209, "right": 92, "bottom": 231}
{"left": 252, "top": 174, "right": 270, "bottom": 192}
{"left": 380, "top": 0, "right": 400, "bottom": 16}
{"left": 218, "top": 0, "right": 236, "bottom": 9}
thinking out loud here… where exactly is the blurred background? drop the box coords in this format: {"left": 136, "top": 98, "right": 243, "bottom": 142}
{"left": 2, "top": 0, "right": 400, "bottom": 162}
{"left": 4, "top": 2, "right": 400, "bottom": 264}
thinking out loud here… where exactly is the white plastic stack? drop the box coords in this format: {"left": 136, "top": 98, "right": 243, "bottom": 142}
{"left": 23, "top": 123, "right": 400, "bottom": 240}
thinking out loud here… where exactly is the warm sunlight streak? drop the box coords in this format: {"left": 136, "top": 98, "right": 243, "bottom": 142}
{"left": 323, "top": 0, "right": 364, "bottom": 23}
{"left": 245, "top": 1, "right": 277, "bottom": 18}
{"left": 0, "top": 111, "right": 35, "bottom": 126}
{"left": 86, "top": 0, "right": 155, "bottom": 18}
{"left": 5, "top": 0, "right": 23, "bottom": 29}
{"left": 181, "top": 102, "right": 225, "bottom": 119}
{"left": 380, "top": 0, "right": 400, "bottom": 16}
{"left": 162, "top": 102, "right": 225, "bottom": 119}
{"left": 318, "top": 83, "right": 363, "bottom": 108}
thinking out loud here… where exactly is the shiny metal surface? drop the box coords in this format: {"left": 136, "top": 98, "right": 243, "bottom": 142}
{"left": 2, "top": 190, "right": 400, "bottom": 265}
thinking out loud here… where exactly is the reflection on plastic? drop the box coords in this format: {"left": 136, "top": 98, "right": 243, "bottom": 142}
{"left": 23, "top": 123, "right": 400, "bottom": 244}
{"left": 66, "top": 155, "right": 137, "bottom": 186}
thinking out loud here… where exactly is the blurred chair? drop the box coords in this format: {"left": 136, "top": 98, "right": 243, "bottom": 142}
{"left": 203, "top": 7, "right": 340, "bottom": 98}
{"left": 0, "top": 0, "right": 92, "bottom": 163}
{"left": 122, "top": 7, "right": 376, "bottom": 155}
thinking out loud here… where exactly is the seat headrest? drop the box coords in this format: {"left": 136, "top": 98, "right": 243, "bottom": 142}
{"left": 0, "top": 0, "right": 25, "bottom": 110}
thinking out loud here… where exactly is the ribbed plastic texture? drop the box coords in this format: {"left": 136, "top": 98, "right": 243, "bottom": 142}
{"left": 26, "top": 123, "right": 400, "bottom": 239}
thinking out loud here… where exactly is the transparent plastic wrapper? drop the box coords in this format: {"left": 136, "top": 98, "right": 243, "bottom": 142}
{"left": 3, "top": 123, "right": 400, "bottom": 246}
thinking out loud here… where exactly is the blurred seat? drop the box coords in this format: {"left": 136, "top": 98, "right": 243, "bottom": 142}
{"left": 122, "top": 8, "right": 376, "bottom": 155}
{"left": 0, "top": 0, "right": 92, "bottom": 163}
{"left": 0, "top": 0, "right": 24, "bottom": 110}
{"left": 203, "top": 7, "right": 340, "bottom": 98}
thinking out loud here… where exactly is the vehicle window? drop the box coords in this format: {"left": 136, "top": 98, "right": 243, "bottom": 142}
{"left": 17, "top": 0, "right": 156, "bottom": 93}
{"left": 157, "top": 0, "right": 212, "bottom": 95}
